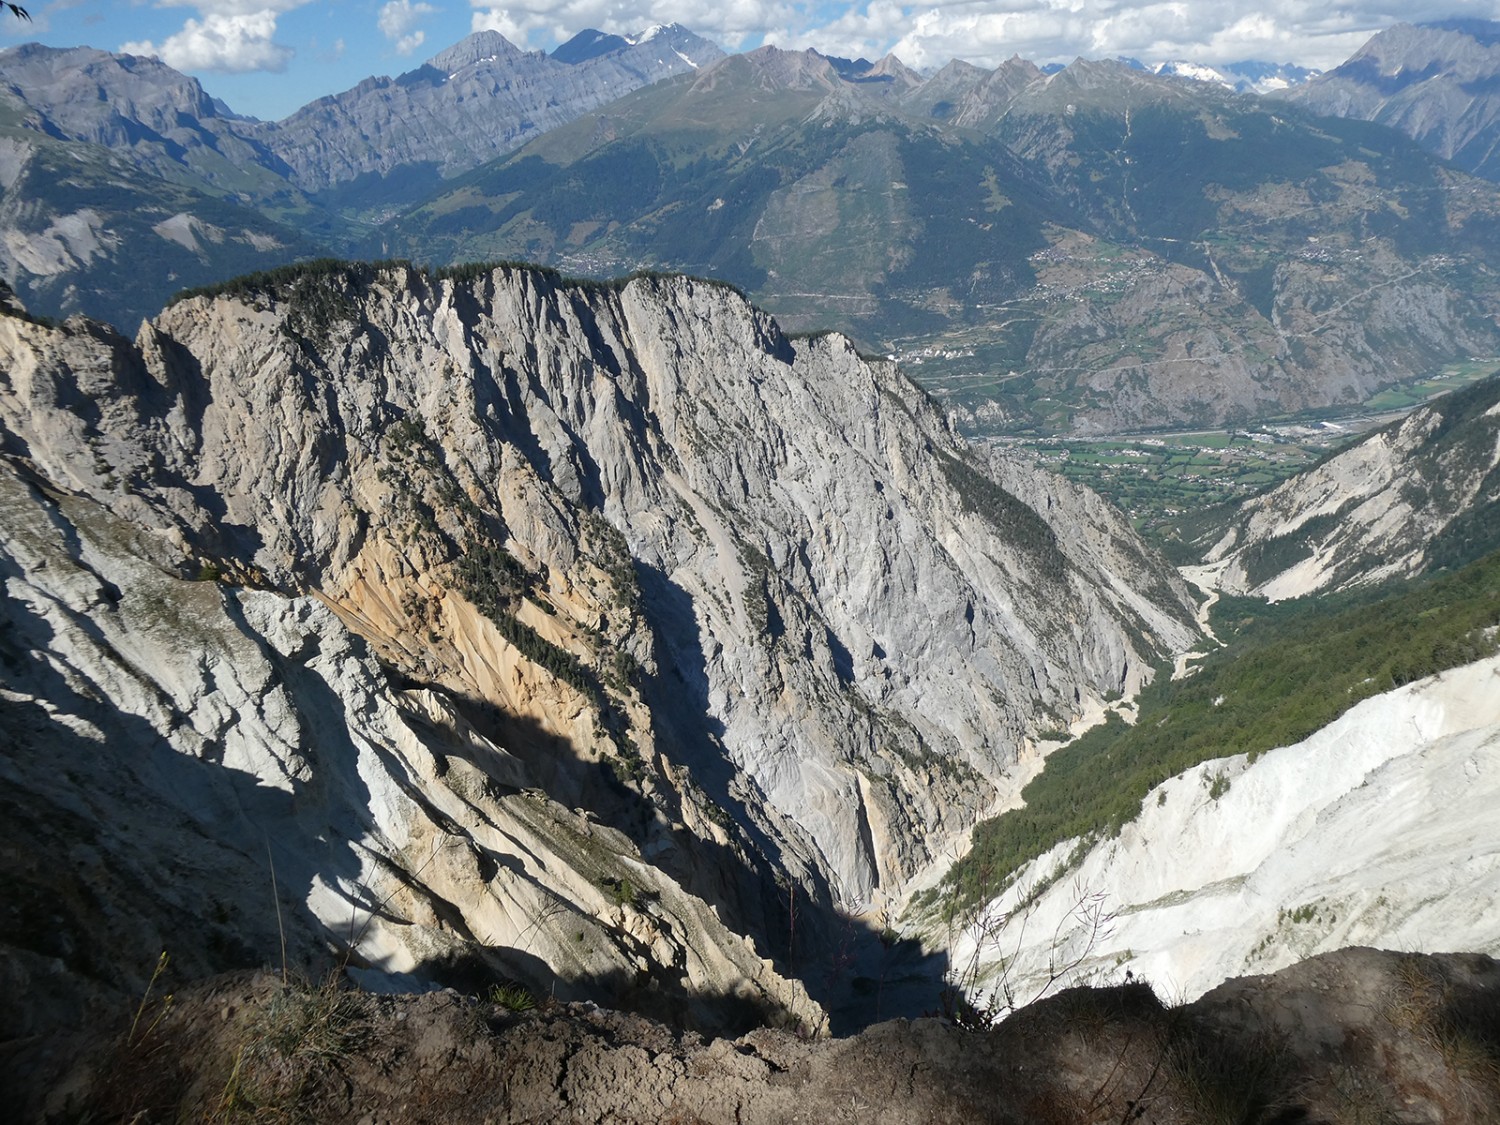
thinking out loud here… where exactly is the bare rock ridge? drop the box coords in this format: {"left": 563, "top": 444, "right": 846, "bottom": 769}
{"left": 264, "top": 26, "right": 724, "bottom": 195}
{"left": 1285, "top": 19, "right": 1500, "bottom": 181}
{"left": 1203, "top": 373, "right": 1500, "bottom": 599}
{"left": 0, "top": 263, "right": 1198, "bottom": 1051}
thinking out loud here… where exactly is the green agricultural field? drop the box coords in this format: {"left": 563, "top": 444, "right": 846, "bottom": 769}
{"left": 1362, "top": 359, "right": 1500, "bottom": 412}
{"left": 1005, "top": 432, "right": 1325, "bottom": 546}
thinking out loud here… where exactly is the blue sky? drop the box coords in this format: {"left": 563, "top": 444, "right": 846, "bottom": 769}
{"left": 7, "top": 0, "right": 1500, "bottom": 123}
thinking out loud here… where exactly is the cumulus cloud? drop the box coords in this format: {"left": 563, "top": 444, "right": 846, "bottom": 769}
{"left": 380, "top": 0, "right": 439, "bottom": 55}
{"left": 874, "top": 0, "right": 1500, "bottom": 70}
{"left": 469, "top": 0, "right": 799, "bottom": 50}
{"left": 122, "top": 10, "right": 294, "bottom": 72}
{"left": 465, "top": 0, "right": 1500, "bottom": 72}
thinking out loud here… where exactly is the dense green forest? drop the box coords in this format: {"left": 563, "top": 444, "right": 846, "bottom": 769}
{"left": 935, "top": 547, "right": 1500, "bottom": 918}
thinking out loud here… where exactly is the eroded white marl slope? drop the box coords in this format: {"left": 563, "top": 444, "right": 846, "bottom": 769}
{"left": 952, "top": 655, "right": 1500, "bottom": 1005}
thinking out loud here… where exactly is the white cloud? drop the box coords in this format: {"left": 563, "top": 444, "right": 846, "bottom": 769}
{"left": 122, "top": 10, "right": 293, "bottom": 73}
{"left": 470, "top": 5, "right": 547, "bottom": 46}
{"left": 407, "top": 0, "right": 1500, "bottom": 73}
{"left": 862, "top": 0, "right": 1500, "bottom": 71}
{"left": 468, "top": 0, "right": 799, "bottom": 51}
{"left": 380, "top": 0, "right": 439, "bottom": 55}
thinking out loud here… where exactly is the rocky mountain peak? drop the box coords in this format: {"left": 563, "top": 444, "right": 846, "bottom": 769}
{"left": 0, "top": 43, "right": 226, "bottom": 141}
{"left": 703, "top": 45, "right": 846, "bottom": 93}
{"left": 552, "top": 28, "right": 631, "bottom": 64}
{"left": 425, "top": 29, "right": 534, "bottom": 73}
{"left": 1283, "top": 19, "right": 1500, "bottom": 178}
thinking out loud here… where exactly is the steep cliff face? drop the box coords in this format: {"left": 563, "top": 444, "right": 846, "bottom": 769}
{"left": 1284, "top": 20, "right": 1500, "bottom": 181}
{"left": 1203, "top": 375, "right": 1500, "bottom": 599}
{"left": 0, "top": 452, "right": 816, "bottom": 1041}
{"left": 0, "top": 264, "right": 1196, "bottom": 1035}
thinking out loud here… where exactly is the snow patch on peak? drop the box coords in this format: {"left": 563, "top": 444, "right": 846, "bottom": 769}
{"left": 1156, "top": 60, "right": 1229, "bottom": 85}
{"left": 628, "top": 24, "right": 666, "bottom": 45}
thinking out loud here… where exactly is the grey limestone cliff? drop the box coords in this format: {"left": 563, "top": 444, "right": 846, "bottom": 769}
{"left": 0, "top": 264, "right": 1197, "bottom": 1043}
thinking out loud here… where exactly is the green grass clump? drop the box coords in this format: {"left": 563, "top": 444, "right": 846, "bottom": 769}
{"left": 942, "top": 548, "right": 1500, "bottom": 917}
{"left": 487, "top": 982, "right": 536, "bottom": 1012}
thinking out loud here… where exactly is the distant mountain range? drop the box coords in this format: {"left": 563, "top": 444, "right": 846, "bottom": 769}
{"left": 375, "top": 45, "right": 1500, "bottom": 432}
{"left": 1285, "top": 20, "right": 1500, "bottom": 181}
{"left": 1132, "top": 57, "right": 1320, "bottom": 93}
{"left": 7, "top": 22, "right": 1500, "bottom": 434}
{"left": 0, "top": 25, "right": 719, "bottom": 323}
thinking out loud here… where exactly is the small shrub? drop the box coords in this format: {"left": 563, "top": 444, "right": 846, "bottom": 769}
{"left": 603, "top": 875, "right": 642, "bottom": 910}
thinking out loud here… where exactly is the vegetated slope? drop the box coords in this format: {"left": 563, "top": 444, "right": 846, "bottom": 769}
{"left": 1202, "top": 373, "right": 1500, "bottom": 599}
{"left": 967, "top": 58, "right": 1500, "bottom": 432}
{"left": 1283, "top": 20, "right": 1500, "bottom": 181}
{"left": 379, "top": 48, "right": 1500, "bottom": 434}
{"left": 0, "top": 261, "right": 1196, "bottom": 1049}
{"left": 373, "top": 45, "right": 1050, "bottom": 344}
{"left": 934, "top": 548, "right": 1500, "bottom": 920}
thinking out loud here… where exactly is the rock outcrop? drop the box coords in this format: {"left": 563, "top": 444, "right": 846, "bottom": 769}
{"left": 24, "top": 947, "right": 1500, "bottom": 1124}
{"left": 0, "top": 263, "right": 1197, "bottom": 1048}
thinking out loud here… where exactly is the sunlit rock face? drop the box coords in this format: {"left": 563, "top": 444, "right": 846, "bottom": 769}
{"left": 0, "top": 264, "right": 1196, "bottom": 1041}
